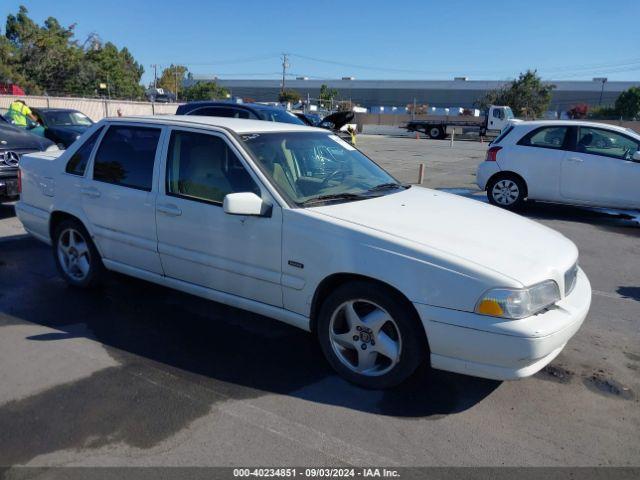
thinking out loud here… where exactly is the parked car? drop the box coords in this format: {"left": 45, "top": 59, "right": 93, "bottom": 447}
{"left": 16, "top": 115, "right": 591, "bottom": 388}
{"left": 478, "top": 121, "right": 640, "bottom": 210}
{"left": 0, "top": 121, "right": 57, "bottom": 202}
{"left": 176, "top": 101, "right": 305, "bottom": 125}
{"left": 295, "top": 110, "right": 355, "bottom": 140}
{"left": 32, "top": 108, "right": 94, "bottom": 149}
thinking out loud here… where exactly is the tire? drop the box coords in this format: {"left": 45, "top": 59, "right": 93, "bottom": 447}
{"left": 487, "top": 174, "right": 527, "bottom": 210}
{"left": 428, "top": 126, "right": 445, "bottom": 139}
{"left": 317, "top": 280, "right": 427, "bottom": 389}
{"left": 53, "top": 218, "right": 105, "bottom": 288}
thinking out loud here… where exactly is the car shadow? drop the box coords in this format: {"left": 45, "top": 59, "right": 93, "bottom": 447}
{"left": 617, "top": 286, "right": 640, "bottom": 302}
{"left": 0, "top": 202, "right": 16, "bottom": 220}
{"left": 0, "top": 237, "right": 500, "bottom": 420}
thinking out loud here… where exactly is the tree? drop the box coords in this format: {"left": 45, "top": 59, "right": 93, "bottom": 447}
{"left": 85, "top": 42, "right": 145, "bottom": 99}
{"left": 478, "top": 70, "right": 554, "bottom": 119}
{"left": 278, "top": 89, "right": 300, "bottom": 103}
{"left": 319, "top": 84, "right": 338, "bottom": 108}
{"left": 614, "top": 86, "right": 640, "bottom": 119}
{"left": 182, "top": 81, "right": 229, "bottom": 101}
{"left": 157, "top": 64, "right": 188, "bottom": 94}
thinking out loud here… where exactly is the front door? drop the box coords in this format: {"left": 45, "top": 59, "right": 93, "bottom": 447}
{"left": 82, "top": 123, "right": 164, "bottom": 274}
{"left": 561, "top": 126, "right": 640, "bottom": 208}
{"left": 155, "top": 128, "right": 283, "bottom": 306}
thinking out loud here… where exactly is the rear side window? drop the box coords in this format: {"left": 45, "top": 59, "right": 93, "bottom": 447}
{"left": 93, "top": 125, "right": 161, "bottom": 191}
{"left": 65, "top": 127, "right": 104, "bottom": 176}
{"left": 518, "top": 126, "right": 569, "bottom": 150}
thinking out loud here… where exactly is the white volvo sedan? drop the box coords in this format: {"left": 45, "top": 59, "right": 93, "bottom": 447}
{"left": 16, "top": 116, "right": 591, "bottom": 389}
{"left": 477, "top": 120, "right": 640, "bottom": 210}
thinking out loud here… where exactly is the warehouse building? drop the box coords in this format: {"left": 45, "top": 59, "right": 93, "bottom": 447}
{"left": 184, "top": 75, "right": 638, "bottom": 111}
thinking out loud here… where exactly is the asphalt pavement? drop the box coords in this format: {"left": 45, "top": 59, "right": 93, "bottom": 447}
{"left": 0, "top": 136, "right": 638, "bottom": 467}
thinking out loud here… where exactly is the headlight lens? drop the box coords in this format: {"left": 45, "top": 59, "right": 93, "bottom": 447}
{"left": 475, "top": 280, "right": 561, "bottom": 319}
{"left": 45, "top": 144, "right": 60, "bottom": 152}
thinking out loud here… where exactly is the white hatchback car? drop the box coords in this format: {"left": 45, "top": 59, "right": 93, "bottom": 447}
{"left": 477, "top": 120, "right": 640, "bottom": 210}
{"left": 16, "top": 116, "right": 591, "bottom": 389}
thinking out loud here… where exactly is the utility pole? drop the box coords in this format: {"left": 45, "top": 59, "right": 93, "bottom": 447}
{"left": 174, "top": 66, "right": 180, "bottom": 102}
{"left": 595, "top": 77, "right": 608, "bottom": 106}
{"left": 281, "top": 53, "right": 289, "bottom": 95}
{"left": 151, "top": 64, "right": 158, "bottom": 89}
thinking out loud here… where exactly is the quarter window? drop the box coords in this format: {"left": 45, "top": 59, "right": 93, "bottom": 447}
{"left": 576, "top": 127, "right": 640, "bottom": 160}
{"left": 166, "top": 130, "right": 259, "bottom": 204}
{"left": 65, "top": 127, "right": 104, "bottom": 176}
{"left": 93, "top": 125, "right": 161, "bottom": 191}
{"left": 518, "top": 126, "right": 569, "bottom": 149}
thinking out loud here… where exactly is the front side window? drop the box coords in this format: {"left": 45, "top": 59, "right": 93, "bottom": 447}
{"left": 66, "top": 126, "right": 104, "bottom": 176}
{"left": 241, "top": 132, "right": 402, "bottom": 206}
{"left": 166, "top": 130, "right": 259, "bottom": 204}
{"left": 576, "top": 127, "right": 640, "bottom": 160}
{"left": 93, "top": 125, "right": 161, "bottom": 191}
{"left": 518, "top": 126, "right": 569, "bottom": 149}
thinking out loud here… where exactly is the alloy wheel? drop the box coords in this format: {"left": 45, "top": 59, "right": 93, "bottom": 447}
{"left": 328, "top": 299, "right": 402, "bottom": 376}
{"left": 57, "top": 228, "right": 92, "bottom": 281}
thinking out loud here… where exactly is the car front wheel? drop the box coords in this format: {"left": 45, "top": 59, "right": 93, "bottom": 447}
{"left": 487, "top": 174, "right": 526, "bottom": 210}
{"left": 317, "top": 281, "right": 427, "bottom": 389}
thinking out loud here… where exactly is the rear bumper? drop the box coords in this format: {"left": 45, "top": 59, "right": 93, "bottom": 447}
{"left": 414, "top": 268, "right": 591, "bottom": 380}
{"left": 476, "top": 161, "right": 501, "bottom": 190}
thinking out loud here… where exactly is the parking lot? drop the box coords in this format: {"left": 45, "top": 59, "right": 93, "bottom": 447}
{"left": 0, "top": 135, "right": 638, "bottom": 467}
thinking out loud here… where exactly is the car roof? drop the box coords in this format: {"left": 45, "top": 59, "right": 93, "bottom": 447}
{"left": 514, "top": 120, "right": 638, "bottom": 136}
{"left": 105, "top": 115, "right": 325, "bottom": 134}
{"left": 179, "top": 101, "right": 285, "bottom": 113}
{"left": 32, "top": 108, "right": 82, "bottom": 113}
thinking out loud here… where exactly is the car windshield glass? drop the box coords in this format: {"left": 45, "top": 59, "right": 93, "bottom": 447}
{"left": 44, "top": 111, "right": 93, "bottom": 127}
{"left": 241, "top": 131, "right": 404, "bottom": 206}
{"left": 264, "top": 109, "right": 305, "bottom": 125}
{"left": 504, "top": 107, "right": 514, "bottom": 119}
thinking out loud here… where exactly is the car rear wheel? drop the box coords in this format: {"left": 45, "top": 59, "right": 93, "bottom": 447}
{"left": 487, "top": 174, "right": 527, "bottom": 210}
{"left": 53, "top": 219, "right": 104, "bottom": 288}
{"left": 317, "top": 281, "right": 427, "bottom": 389}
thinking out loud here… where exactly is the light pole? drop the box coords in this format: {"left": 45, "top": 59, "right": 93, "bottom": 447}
{"left": 594, "top": 77, "right": 608, "bottom": 106}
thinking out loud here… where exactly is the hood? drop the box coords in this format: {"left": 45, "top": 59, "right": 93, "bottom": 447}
{"left": 321, "top": 111, "right": 355, "bottom": 130}
{"left": 0, "top": 123, "right": 54, "bottom": 151}
{"left": 310, "top": 187, "right": 577, "bottom": 287}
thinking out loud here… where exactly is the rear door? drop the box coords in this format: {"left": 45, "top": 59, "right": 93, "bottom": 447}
{"left": 505, "top": 125, "right": 571, "bottom": 202}
{"left": 82, "top": 123, "right": 164, "bottom": 274}
{"left": 561, "top": 126, "right": 640, "bottom": 208}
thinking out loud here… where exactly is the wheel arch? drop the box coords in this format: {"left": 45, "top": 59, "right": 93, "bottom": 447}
{"left": 309, "top": 272, "right": 427, "bottom": 344}
{"left": 486, "top": 170, "right": 528, "bottom": 197}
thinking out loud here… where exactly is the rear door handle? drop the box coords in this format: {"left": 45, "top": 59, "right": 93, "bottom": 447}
{"left": 567, "top": 157, "right": 584, "bottom": 163}
{"left": 156, "top": 204, "right": 182, "bottom": 216}
{"left": 80, "top": 187, "right": 101, "bottom": 198}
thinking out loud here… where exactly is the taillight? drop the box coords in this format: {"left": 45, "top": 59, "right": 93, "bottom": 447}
{"left": 17, "top": 168, "right": 22, "bottom": 194}
{"left": 486, "top": 146, "right": 502, "bottom": 162}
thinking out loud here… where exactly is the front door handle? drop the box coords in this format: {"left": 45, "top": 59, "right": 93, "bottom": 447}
{"left": 80, "top": 187, "right": 101, "bottom": 198}
{"left": 567, "top": 157, "right": 584, "bottom": 163}
{"left": 156, "top": 204, "right": 182, "bottom": 216}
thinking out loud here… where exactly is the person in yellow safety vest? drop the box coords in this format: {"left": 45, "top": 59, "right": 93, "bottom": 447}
{"left": 347, "top": 125, "right": 357, "bottom": 146}
{"left": 6, "top": 99, "right": 38, "bottom": 127}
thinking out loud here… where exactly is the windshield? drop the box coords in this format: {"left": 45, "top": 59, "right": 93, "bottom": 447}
{"left": 43, "top": 111, "right": 93, "bottom": 127}
{"left": 241, "top": 131, "right": 403, "bottom": 206}
{"left": 504, "top": 107, "right": 515, "bottom": 119}
{"left": 263, "top": 109, "right": 305, "bottom": 125}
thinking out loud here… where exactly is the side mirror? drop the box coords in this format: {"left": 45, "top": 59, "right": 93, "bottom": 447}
{"left": 633, "top": 151, "right": 640, "bottom": 162}
{"left": 223, "top": 192, "right": 270, "bottom": 217}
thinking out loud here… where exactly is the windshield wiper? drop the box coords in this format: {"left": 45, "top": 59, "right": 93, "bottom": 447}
{"left": 300, "top": 192, "right": 369, "bottom": 206}
{"left": 366, "top": 182, "right": 408, "bottom": 193}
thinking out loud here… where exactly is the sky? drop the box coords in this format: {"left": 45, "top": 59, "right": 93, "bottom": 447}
{"left": 2, "top": 0, "right": 640, "bottom": 86}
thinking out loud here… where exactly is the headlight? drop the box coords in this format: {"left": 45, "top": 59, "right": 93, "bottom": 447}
{"left": 475, "top": 280, "right": 560, "bottom": 319}
{"left": 45, "top": 144, "right": 60, "bottom": 152}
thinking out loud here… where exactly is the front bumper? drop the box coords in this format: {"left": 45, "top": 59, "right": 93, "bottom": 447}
{"left": 414, "top": 268, "right": 591, "bottom": 380}
{"left": 476, "top": 161, "right": 501, "bottom": 190}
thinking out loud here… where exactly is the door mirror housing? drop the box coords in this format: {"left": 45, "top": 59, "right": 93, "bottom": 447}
{"left": 632, "top": 150, "right": 640, "bottom": 162}
{"left": 223, "top": 192, "right": 270, "bottom": 217}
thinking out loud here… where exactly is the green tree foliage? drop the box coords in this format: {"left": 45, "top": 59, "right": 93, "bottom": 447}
{"left": 3, "top": 6, "right": 145, "bottom": 99}
{"left": 319, "top": 84, "right": 338, "bottom": 107}
{"left": 614, "top": 86, "right": 640, "bottom": 119}
{"left": 478, "top": 70, "right": 554, "bottom": 119}
{"left": 278, "top": 89, "right": 301, "bottom": 103}
{"left": 182, "top": 81, "right": 230, "bottom": 101}
{"left": 157, "top": 65, "right": 188, "bottom": 94}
